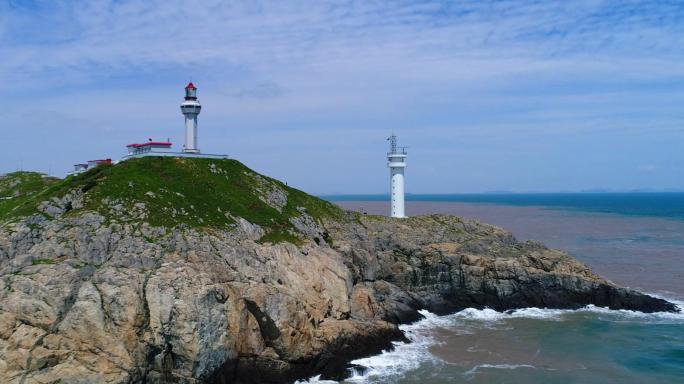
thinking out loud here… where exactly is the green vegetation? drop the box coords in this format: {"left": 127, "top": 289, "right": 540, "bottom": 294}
{"left": 0, "top": 172, "right": 59, "bottom": 218}
{"left": 32, "top": 258, "right": 57, "bottom": 265}
{"left": 0, "top": 157, "right": 345, "bottom": 244}
{"left": 257, "top": 230, "right": 302, "bottom": 245}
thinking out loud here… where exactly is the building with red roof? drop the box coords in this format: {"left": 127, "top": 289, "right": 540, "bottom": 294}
{"left": 69, "top": 83, "right": 228, "bottom": 173}
{"left": 126, "top": 140, "right": 173, "bottom": 156}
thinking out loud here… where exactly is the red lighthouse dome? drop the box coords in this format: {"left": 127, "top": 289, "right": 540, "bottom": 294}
{"left": 184, "top": 82, "right": 197, "bottom": 100}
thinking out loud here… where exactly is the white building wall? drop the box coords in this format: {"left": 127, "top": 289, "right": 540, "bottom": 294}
{"left": 184, "top": 114, "right": 198, "bottom": 153}
{"left": 390, "top": 167, "right": 405, "bottom": 218}
{"left": 387, "top": 150, "right": 407, "bottom": 218}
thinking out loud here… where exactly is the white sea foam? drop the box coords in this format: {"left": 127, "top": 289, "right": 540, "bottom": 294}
{"left": 344, "top": 310, "right": 448, "bottom": 382}
{"left": 452, "top": 307, "right": 567, "bottom": 321}
{"left": 448, "top": 294, "right": 684, "bottom": 325}
{"left": 295, "top": 295, "right": 683, "bottom": 383}
{"left": 296, "top": 310, "right": 446, "bottom": 384}
{"left": 295, "top": 376, "right": 339, "bottom": 384}
{"left": 464, "top": 363, "right": 536, "bottom": 376}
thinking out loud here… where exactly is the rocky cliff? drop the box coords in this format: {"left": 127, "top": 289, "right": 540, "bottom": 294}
{"left": 0, "top": 158, "right": 677, "bottom": 384}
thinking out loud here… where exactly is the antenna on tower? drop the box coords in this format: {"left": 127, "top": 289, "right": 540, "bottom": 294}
{"left": 388, "top": 133, "right": 398, "bottom": 154}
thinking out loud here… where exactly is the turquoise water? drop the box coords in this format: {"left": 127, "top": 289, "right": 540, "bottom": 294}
{"left": 300, "top": 307, "right": 684, "bottom": 384}
{"left": 324, "top": 193, "right": 684, "bottom": 221}
{"left": 340, "top": 307, "right": 684, "bottom": 384}
{"left": 301, "top": 195, "right": 684, "bottom": 384}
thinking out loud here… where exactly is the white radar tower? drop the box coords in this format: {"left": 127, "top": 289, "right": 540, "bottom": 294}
{"left": 387, "top": 134, "right": 407, "bottom": 218}
{"left": 180, "top": 82, "right": 202, "bottom": 153}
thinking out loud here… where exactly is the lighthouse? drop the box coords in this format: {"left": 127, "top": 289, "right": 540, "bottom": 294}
{"left": 387, "top": 134, "right": 407, "bottom": 218}
{"left": 180, "top": 82, "right": 202, "bottom": 153}
{"left": 112, "top": 81, "right": 229, "bottom": 165}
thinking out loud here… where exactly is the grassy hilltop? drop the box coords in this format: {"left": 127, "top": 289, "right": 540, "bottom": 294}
{"left": 0, "top": 171, "right": 59, "bottom": 218}
{"left": 0, "top": 157, "right": 343, "bottom": 243}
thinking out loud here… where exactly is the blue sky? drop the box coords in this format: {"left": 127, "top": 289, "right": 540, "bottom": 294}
{"left": 1, "top": 0, "right": 683, "bottom": 193}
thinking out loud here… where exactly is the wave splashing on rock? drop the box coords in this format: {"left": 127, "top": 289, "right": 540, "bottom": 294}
{"left": 298, "top": 299, "right": 684, "bottom": 383}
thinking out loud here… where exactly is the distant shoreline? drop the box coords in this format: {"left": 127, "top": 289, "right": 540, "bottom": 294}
{"left": 322, "top": 191, "right": 684, "bottom": 200}
{"left": 323, "top": 192, "right": 684, "bottom": 221}
{"left": 334, "top": 200, "right": 684, "bottom": 298}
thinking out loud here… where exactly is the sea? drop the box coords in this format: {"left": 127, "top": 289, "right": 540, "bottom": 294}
{"left": 300, "top": 193, "right": 684, "bottom": 384}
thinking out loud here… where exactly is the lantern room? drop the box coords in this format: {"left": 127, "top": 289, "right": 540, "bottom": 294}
{"left": 185, "top": 82, "right": 197, "bottom": 100}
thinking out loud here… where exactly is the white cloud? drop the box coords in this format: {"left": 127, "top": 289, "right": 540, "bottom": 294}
{"left": 1, "top": 1, "right": 683, "bottom": 192}
{"left": 2, "top": 1, "right": 683, "bottom": 84}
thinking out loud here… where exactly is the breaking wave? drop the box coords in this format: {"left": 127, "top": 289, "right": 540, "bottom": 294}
{"left": 296, "top": 296, "right": 683, "bottom": 383}
{"left": 296, "top": 310, "right": 447, "bottom": 384}
{"left": 451, "top": 300, "right": 684, "bottom": 324}
{"left": 463, "top": 363, "right": 536, "bottom": 376}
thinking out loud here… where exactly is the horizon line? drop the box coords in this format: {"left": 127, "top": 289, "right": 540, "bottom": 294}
{"left": 320, "top": 190, "right": 684, "bottom": 197}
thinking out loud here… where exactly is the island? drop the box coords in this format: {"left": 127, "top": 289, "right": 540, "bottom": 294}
{"left": 0, "top": 157, "right": 677, "bottom": 384}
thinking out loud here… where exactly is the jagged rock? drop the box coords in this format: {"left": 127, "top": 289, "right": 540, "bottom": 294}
{"left": 252, "top": 174, "right": 288, "bottom": 213}
{"left": 0, "top": 212, "right": 676, "bottom": 384}
{"left": 0, "top": 160, "right": 677, "bottom": 384}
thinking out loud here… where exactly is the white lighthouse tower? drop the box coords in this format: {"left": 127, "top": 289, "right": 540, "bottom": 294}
{"left": 180, "top": 82, "right": 201, "bottom": 153}
{"left": 116, "top": 82, "right": 228, "bottom": 164}
{"left": 387, "top": 134, "right": 407, "bottom": 218}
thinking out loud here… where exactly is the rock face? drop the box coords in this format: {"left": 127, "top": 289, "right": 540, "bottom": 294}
{"left": 0, "top": 161, "right": 678, "bottom": 384}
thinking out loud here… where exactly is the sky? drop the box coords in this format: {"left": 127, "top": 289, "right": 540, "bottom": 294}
{"left": 1, "top": 0, "right": 683, "bottom": 194}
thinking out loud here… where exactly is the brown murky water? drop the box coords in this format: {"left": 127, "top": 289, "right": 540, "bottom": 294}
{"left": 298, "top": 201, "right": 684, "bottom": 384}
